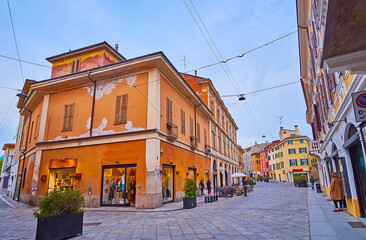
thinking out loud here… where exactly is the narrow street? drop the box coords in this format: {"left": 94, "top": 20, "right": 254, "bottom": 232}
{"left": 1, "top": 183, "right": 365, "bottom": 239}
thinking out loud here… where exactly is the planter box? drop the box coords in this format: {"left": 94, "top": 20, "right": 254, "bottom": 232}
{"left": 183, "top": 197, "right": 197, "bottom": 209}
{"left": 36, "top": 211, "right": 83, "bottom": 240}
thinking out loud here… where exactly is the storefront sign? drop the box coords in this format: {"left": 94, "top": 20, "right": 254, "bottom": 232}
{"left": 49, "top": 158, "right": 77, "bottom": 169}
{"left": 352, "top": 90, "right": 366, "bottom": 122}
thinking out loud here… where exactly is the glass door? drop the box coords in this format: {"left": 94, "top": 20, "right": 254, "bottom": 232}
{"left": 101, "top": 164, "right": 136, "bottom": 206}
{"left": 162, "top": 164, "right": 174, "bottom": 204}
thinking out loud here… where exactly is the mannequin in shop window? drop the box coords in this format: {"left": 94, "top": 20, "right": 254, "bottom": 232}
{"left": 166, "top": 187, "right": 171, "bottom": 199}
{"left": 109, "top": 179, "right": 116, "bottom": 202}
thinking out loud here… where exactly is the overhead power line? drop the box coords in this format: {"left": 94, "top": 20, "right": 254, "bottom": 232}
{"left": 7, "top": 0, "right": 24, "bottom": 83}
{"left": 187, "top": 30, "right": 298, "bottom": 73}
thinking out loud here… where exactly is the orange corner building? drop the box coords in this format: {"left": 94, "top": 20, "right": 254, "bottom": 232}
{"left": 14, "top": 42, "right": 242, "bottom": 208}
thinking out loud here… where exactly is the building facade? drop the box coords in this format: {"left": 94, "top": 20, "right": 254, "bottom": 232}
{"left": 297, "top": 0, "right": 366, "bottom": 217}
{"left": 181, "top": 73, "right": 243, "bottom": 189}
{"left": 0, "top": 144, "right": 15, "bottom": 192}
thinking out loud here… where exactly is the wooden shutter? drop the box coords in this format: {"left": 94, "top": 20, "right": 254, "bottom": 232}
{"left": 190, "top": 117, "right": 193, "bottom": 136}
{"left": 75, "top": 59, "right": 80, "bottom": 72}
{"left": 197, "top": 123, "right": 200, "bottom": 143}
{"left": 295, "top": 159, "right": 298, "bottom": 166}
{"left": 115, "top": 96, "right": 121, "bottom": 123}
{"left": 67, "top": 104, "right": 74, "bottom": 130}
{"left": 181, "top": 110, "right": 185, "bottom": 134}
{"left": 63, "top": 105, "right": 69, "bottom": 130}
{"left": 121, "top": 94, "right": 128, "bottom": 122}
{"left": 71, "top": 61, "right": 75, "bottom": 73}
{"left": 167, "top": 98, "right": 172, "bottom": 124}
{"left": 204, "top": 128, "right": 207, "bottom": 145}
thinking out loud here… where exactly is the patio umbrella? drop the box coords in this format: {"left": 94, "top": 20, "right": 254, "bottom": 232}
{"left": 231, "top": 173, "right": 246, "bottom": 178}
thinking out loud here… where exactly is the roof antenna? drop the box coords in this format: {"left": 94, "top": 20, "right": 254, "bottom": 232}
{"left": 180, "top": 55, "right": 186, "bottom": 73}
{"left": 277, "top": 116, "right": 283, "bottom": 128}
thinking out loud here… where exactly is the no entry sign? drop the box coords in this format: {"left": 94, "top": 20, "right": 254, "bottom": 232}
{"left": 352, "top": 90, "right": 366, "bottom": 122}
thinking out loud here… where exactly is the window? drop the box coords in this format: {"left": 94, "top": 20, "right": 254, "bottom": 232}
{"left": 268, "top": 156, "right": 270, "bottom": 160}
{"left": 256, "top": 160, "right": 259, "bottom": 164}
{"left": 301, "top": 158, "right": 309, "bottom": 166}
{"left": 288, "top": 148, "right": 296, "bottom": 154}
{"left": 63, "top": 104, "right": 74, "bottom": 131}
{"left": 280, "top": 152, "right": 283, "bottom": 157}
{"left": 299, "top": 147, "right": 307, "bottom": 153}
{"left": 189, "top": 117, "right": 194, "bottom": 137}
{"left": 166, "top": 98, "right": 172, "bottom": 124}
{"left": 115, "top": 95, "right": 128, "bottom": 124}
{"left": 288, "top": 140, "right": 293, "bottom": 144}
{"left": 197, "top": 123, "right": 201, "bottom": 143}
{"left": 29, "top": 121, "right": 34, "bottom": 143}
{"left": 281, "top": 162, "right": 284, "bottom": 168}
{"left": 204, "top": 128, "right": 207, "bottom": 145}
{"left": 222, "top": 116, "right": 225, "bottom": 127}
{"left": 273, "top": 164, "right": 275, "bottom": 170}
{"left": 289, "top": 159, "right": 297, "bottom": 166}
{"left": 34, "top": 115, "right": 40, "bottom": 139}
{"left": 71, "top": 59, "right": 80, "bottom": 73}
{"left": 300, "top": 139, "right": 304, "bottom": 143}
{"left": 210, "top": 99, "right": 214, "bottom": 113}
{"left": 269, "top": 165, "right": 272, "bottom": 170}
{"left": 181, "top": 110, "right": 185, "bottom": 134}
{"left": 217, "top": 109, "right": 220, "bottom": 123}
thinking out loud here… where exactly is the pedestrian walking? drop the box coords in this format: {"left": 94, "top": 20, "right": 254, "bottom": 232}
{"left": 207, "top": 179, "right": 212, "bottom": 195}
{"left": 242, "top": 178, "right": 248, "bottom": 196}
{"left": 330, "top": 172, "right": 344, "bottom": 212}
{"left": 199, "top": 180, "right": 204, "bottom": 195}
{"left": 310, "top": 176, "right": 315, "bottom": 190}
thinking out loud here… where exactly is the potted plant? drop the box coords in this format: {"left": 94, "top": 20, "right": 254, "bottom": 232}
{"left": 247, "top": 178, "right": 255, "bottom": 192}
{"left": 183, "top": 179, "right": 197, "bottom": 209}
{"left": 33, "top": 188, "right": 85, "bottom": 240}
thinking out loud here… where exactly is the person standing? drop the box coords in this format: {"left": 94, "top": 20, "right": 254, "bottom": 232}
{"left": 207, "top": 179, "right": 212, "bottom": 195}
{"left": 242, "top": 178, "right": 248, "bottom": 196}
{"left": 199, "top": 180, "right": 204, "bottom": 195}
{"left": 310, "top": 176, "right": 315, "bottom": 190}
{"left": 330, "top": 172, "right": 344, "bottom": 212}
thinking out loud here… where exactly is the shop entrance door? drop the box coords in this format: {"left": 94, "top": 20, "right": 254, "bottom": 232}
{"left": 213, "top": 174, "right": 217, "bottom": 194}
{"left": 101, "top": 164, "right": 137, "bottom": 207}
{"left": 162, "top": 164, "right": 174, "bottom": 204}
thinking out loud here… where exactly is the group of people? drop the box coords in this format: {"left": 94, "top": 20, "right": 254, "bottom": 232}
{"left": 310, "top": 173, "right": 345, "bottom": 212}
{"left": 199, "top": 179, "right": 212, "bottom": 195}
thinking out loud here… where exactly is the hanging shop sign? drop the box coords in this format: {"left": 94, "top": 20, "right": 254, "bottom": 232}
{"left": 352, "top": 90, "right": 366, "bottom": 122}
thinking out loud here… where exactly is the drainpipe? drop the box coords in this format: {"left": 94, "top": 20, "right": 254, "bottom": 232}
{"left": 18, "top": 108, "right": 32, "bottom": 201}
{"left": 88, "top": 71, "right": 96, "bottom": 137}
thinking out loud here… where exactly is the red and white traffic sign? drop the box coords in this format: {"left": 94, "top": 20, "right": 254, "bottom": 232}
{"left": 352, "top": 90, "right": 366, "bottom": 122}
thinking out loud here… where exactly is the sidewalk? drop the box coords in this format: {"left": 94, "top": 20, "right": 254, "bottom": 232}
{"left": 307, "top": 187, "right": 366, "bottom": 240}
{"left": 84, "top": 195, "right": 207, "bottom": 213}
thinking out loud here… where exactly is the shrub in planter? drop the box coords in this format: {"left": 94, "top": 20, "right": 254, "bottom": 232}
{"left": 183, "top": 179, "right": 197, "bottom": 209}
{"left": 34, "top": 188, "right": 85, "bottom": 240}
{"left": 247, "top": 178, "right": 254, "bottom": 186}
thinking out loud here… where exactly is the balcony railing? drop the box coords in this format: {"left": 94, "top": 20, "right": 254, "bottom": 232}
{"left": 167, "top": 123, "right": 178, "bottom": 141}
{"left": 190, "top": 136, "right": 198, "bottom": 149}
{"left": 309, "top": 140, "right": 320, "bottom": 155}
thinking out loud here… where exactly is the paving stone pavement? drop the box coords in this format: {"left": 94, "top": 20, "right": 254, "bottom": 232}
{"left": 0, "top": 183, "right": 312, "bottom": 239}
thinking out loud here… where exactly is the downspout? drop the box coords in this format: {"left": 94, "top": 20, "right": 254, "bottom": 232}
{"left": 18, "top": 108, "right": 32, "bottom": 201}
{"left": 88, "top": 71, "right": 96, "bottom": 137}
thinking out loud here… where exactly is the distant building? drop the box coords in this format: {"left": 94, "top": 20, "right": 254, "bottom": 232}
{"left": 0, "top": 144, "right": 15, "bottom": 192}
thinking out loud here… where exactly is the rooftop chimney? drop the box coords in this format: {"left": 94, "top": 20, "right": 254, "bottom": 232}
{"left": 294, "top": 125, "right": 299, "bottom": 135}
{"left": 115, "top": 43, "right": 119, "bottom": 51}
{"left": 195, "top": 70, "right": 197, "bottom": 76}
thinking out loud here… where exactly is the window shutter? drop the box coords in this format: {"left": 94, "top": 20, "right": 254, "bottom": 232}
{"left": 68, "top": 104, "right": 74, "bottom": 130}
{"left": 306, "top": 159, "right": 309, "bottom": 166}
{"left": 289, "top": 160, "right": 291, "bottom": 166}
{"left": 121, "top": 94, "right": 128, "bottom": 122}
{"left": 288, "top": 149, "right": 291, "bottom": 155}
{"left": 63, "top": 105, "right": 69, "bottom": 130}
{"left": 204, "top": 128, "right": 207, "bottom": 145}
{"left": 76, "top": 59, "right": 80, "bottom": 72}
{"left": 295, "top": 159, "right": 298, "bottom": 166}
{"left": 71, "top": 61, "right": 75, "bottom": 73}
{"left": 167, "top": 98, "right": 172, "bottom": 124}
{"left": 115, "top": 96, "right": 121, "bottom": 123}
{"left": 197, "top": 123, "right": 200, "bottom": 143}
{"left": 190, "top": 117, "right": 193, "bottom": 136}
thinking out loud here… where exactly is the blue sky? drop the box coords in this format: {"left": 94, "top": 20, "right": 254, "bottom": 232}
{"left": 0, "top": 0, "right": 312, "bottom": 155}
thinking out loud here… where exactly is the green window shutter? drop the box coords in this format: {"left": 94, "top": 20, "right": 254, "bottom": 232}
{"left": 306, "top": 159, "right": 309, "bottom": 165}
{"left": 115, "top": 96, "right": 121, "bottom": 123}
{"left": 305, "top": 148, "right": 307, "bottom": 153}
{"left": 295, "top": 159, "right": 298, "bottom": 166}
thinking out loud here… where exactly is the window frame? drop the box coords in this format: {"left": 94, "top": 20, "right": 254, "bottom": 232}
{"left": 62, "top": 103, "right": 75, "bottom": 131}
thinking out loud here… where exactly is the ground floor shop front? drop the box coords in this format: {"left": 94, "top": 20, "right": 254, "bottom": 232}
{"left": 16, "top": 138, "right": 210, "bottom": 209}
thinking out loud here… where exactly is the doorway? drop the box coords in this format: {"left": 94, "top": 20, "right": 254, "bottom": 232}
{"left": 101, "top": 164, "right": 137, "bottom": 206}
{"left": 162, "top": 164, "right": 174, "bottom": 204}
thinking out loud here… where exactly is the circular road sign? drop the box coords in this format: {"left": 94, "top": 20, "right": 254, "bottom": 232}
{"left": 356, "top": 93, "right": 366, "bottom": 108}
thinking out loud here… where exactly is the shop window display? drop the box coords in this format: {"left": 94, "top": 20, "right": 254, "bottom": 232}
{"left": 162, "top": 165, "right": 174, "bottom": 203}
{"left": 102, "top": 165, "right": 136, "bottom": 206}
{"left": 48, "top": 168, "right": 76, "bottom": 192}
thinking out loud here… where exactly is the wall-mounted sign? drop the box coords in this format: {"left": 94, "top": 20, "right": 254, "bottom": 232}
{"left": 352, "top": 90, "right": 366, "bottom": 122}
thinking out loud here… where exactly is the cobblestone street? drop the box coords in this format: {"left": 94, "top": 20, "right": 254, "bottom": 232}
{"left": 0, "top": 183, "right": 311, "bottom": 240}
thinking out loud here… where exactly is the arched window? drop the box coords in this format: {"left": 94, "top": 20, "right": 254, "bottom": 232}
{"left": 213, "top": 160, "right": 217, "bottom": 171}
